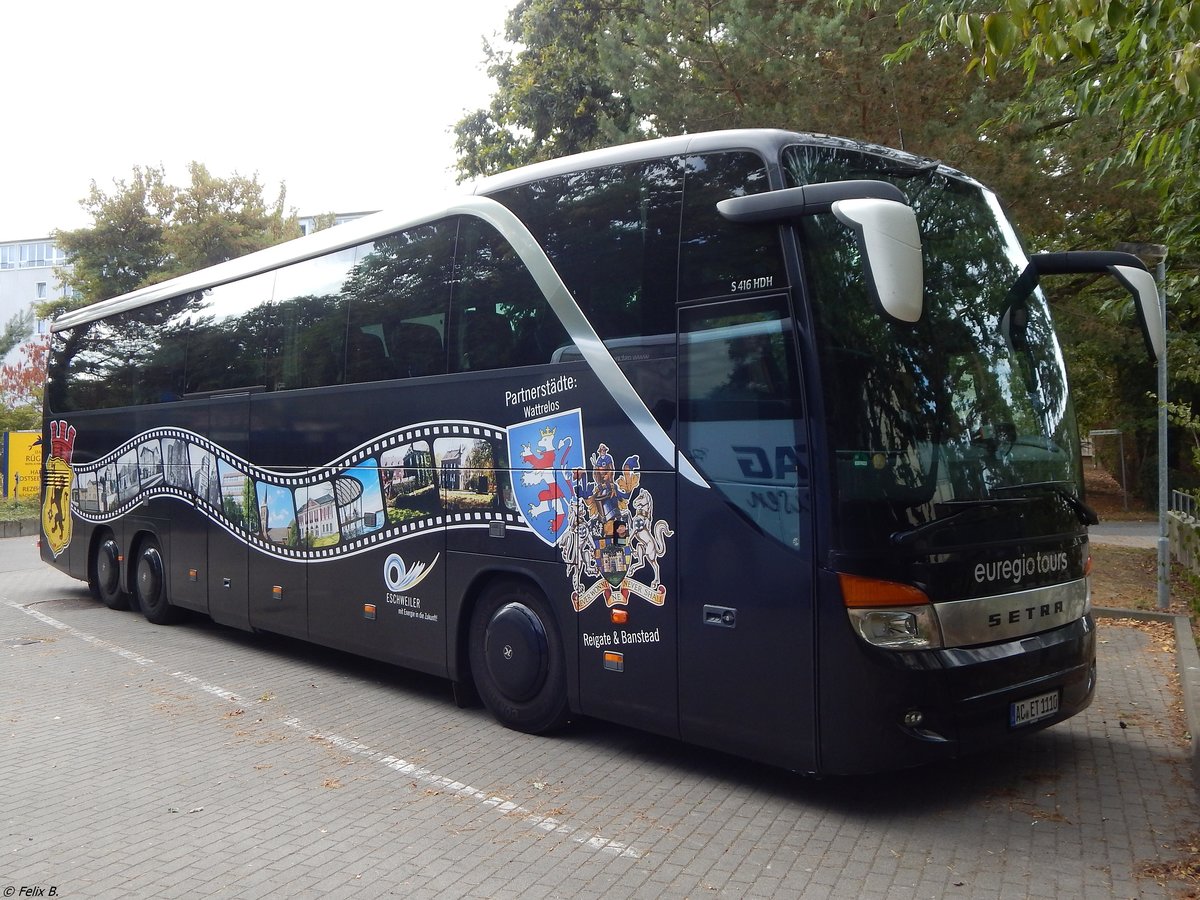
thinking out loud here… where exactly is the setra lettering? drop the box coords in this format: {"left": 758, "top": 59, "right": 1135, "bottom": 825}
{"left": 987, "top": 600, "right": 1066, "bottom": 628}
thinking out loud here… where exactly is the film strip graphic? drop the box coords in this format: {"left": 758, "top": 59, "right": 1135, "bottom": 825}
{"left": 70, "top": 421, "right": 527, "bottom": 562}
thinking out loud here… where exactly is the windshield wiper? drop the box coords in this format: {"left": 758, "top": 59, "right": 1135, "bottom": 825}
{"left": 990, "top": 481, "right": 1099, "bottom": 526}
{"left": 892, "top": 499, "right": 1020, "bottom": 546}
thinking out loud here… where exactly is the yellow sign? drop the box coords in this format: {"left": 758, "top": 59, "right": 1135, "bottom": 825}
{"left": 4, "top": 431, "right": 41, "bottom": 501}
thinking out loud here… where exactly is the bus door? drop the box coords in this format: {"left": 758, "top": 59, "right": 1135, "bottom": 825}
{"left": 675, "top": 296, "right": 818, "bottom": 770}
{"left": 572, "top": 454, "right": 679, "bottom": 739}
{"left": 205, "top": 392, "right": 252, "bottom": 631}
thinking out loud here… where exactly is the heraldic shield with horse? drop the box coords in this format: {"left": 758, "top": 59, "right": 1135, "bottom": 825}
{"left": 507, "top": 408, "right": 674, "bottom": 616}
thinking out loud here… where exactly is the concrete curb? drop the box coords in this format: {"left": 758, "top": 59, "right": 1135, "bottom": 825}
{"left": 0, "top": 517, "right": 39, "bottom": 539}
{"left": 1095, "top": 606, "right": 1200, "bottom": 786}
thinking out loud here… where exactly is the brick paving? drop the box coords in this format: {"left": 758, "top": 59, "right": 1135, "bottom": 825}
{"left": 1, "top": 533, "right": 1196, "bottom": 898}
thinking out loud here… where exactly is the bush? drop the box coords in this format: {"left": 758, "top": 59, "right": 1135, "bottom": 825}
{"left": 0, "top": 497, "right": 38, "bottom": 522}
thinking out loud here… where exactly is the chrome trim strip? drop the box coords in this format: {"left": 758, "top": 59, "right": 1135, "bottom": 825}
{"left": 452, "top": 198, "right": 706, "bottom": 486}
{"left": 934, "top": 578, "right": 1090, "bottom": 647}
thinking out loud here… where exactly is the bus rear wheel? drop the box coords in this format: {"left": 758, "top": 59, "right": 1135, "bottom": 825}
{"left": 469, "top": 580, "right": 569, "bottom": 734}
{"left": 134, "top": 536, "right": 182, "bottom": 625}
{"left": 91, "top": 534, "right": 130, "bottom": 611}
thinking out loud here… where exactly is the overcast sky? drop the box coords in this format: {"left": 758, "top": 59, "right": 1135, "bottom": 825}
{"left": 0, "top": 0, "right": 512, "bottom": 241}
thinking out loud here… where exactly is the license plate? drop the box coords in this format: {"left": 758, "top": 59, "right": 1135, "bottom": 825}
{"left": 1010, "top": 690, "right": 1060, "bottom": 727}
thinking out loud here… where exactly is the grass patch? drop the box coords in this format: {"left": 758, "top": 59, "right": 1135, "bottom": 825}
{"left": 1090, "top": 543, "right": 1200, "bottom": 621}
{"left": 0, "top": 497, "right": 38, "bottom": 522}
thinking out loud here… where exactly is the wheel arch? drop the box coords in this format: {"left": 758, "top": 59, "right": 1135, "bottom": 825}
{"left": 447, "top": 558, "right": 576, "bottom": 706}
{"left": 87, "top": 524, "right": 132, "bottom": 609}
{"left": 86, "top": 524, "right": 115, "bottom": 586}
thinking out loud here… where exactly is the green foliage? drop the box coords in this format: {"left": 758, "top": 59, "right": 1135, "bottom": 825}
{"left": 309, "top": 212, "right": 340, "bottom": 234}
{"left": 49, "top": 163, "right": 300, "bottom": 317}
{"left": 459, "top": 0, "right": 1186, "bottom": 486}
{"left": 0, "top": 406, "right": 39, "bottom": 433}
{"left": 0, "top": 338, "right": 48, "bottom": 431}
{"left": 454, "top": 1, "right": 1158, "bottom": 250}
{"left": 454, "top": 0, "right": 636, "bottom": 178}
{"left": 0, "top": 497, "right": 38, "bottom": 523}
{"left": 49, "top": 165, "right": 173, "bottom": 317}
{"left": 889, "top": 0, "right": 1199, "bottom": 252}
{"left": 241, "top": 474, "right": 261, "bottom": 537}
{"left": 0, "top": 311, "right": 34, "bottom": 359}
{"left": 161, "top": 163, "right": 298, "bottom": 277}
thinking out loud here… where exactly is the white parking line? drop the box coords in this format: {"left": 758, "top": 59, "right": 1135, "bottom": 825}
{"left": 3, "top": 597, "right": 642, "bottom": 860}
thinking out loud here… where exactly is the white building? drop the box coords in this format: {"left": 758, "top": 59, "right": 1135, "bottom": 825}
{"left": 0, "top": 237, "right": 70, "bottom": 359}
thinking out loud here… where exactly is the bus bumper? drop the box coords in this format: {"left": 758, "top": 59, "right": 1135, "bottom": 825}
{"left": 932, "top": 613, "right": 1096, "bottom": 754}
{"left": 818, "top": 615, "right": 1096, "bottom": 774}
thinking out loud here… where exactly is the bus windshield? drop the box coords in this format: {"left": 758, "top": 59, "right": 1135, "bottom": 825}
{"left": 785, "top": 144, "right": 1082, "bottom": 550}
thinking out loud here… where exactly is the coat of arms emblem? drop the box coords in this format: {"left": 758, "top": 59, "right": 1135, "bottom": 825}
{"left": 42, "top": 420, "right": 76, "bottom": 558}
{"left": 507, "top": 408, "right": 675, "bottom": 615}
{"left": 507, "top": 409, "right": 583, "bottom": 545}
{"left": 563, "top": 447, "right": 673, "bottom": 613}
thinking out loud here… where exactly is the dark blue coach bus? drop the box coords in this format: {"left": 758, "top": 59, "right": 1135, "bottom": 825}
{"left": 40, "top": 130, "right": 1162, "bottom": 774}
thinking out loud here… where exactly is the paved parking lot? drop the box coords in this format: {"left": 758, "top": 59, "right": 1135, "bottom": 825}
{"left": 2, "top": 533, "right": 1197, "bottom": 898}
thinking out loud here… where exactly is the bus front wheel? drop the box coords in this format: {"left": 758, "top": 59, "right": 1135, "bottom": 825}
{"left": 468, "top": 580, "right": 569, "bottom": 734}
{"left": 134, "top": 536, "right": 182, "bottom": 625}
{"left": 91, "top": 534, "right": 130, "bottom": 611}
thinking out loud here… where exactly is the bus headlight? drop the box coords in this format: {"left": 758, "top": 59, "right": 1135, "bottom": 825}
{"left": 847, "top": 605, "right": 943, "bottom": 650}
{"left": 838, "top": 572, "right": 943, "bottom": 650}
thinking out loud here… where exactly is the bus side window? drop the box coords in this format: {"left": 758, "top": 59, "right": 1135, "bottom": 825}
{"left": 451, "top": 218, "right": 550, "bottom": 372}
{"left": 679, "top": 295, "right": 807, "bottom": 549}
{"left": 344, "top": 326, "right": 394, "bottom": 383}
{"left": 388, "top": 321, "right": 444, "bottom": 378}
{"left": 184, "top": 271, "right": 276, "bottom": 394}
{"left": 272, "top": 248, "right": 357, "bottom": 390}
{"left": 342, "top": 222, "right": 455, "bottom": 382}
{"left": 460, "top": 307, "right": 515, "bottom": 371}
{"left": 491, "top": 158, "right": 682, "bottom": 351}
{"left": 135, "top": 293, "right": 195, "bottom": 404}
{"left": 680, "top": 152, "right": 785, "bottom": 302}
{"left": 51, "top": 318, "right": 131, "bottom": 410}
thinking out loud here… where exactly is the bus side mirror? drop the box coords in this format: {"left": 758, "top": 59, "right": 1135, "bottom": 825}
{"left": 1030, "top": 251, "right": 1163, "bottom": 362}
{"left": 831, "top": 198, "right": 923, "bottom": 324}
{"left": 1111, "top": 265, "right": 1163, "bottom": 363}
{"left": 717, "top": 180, "right": 924, "bottom": 325}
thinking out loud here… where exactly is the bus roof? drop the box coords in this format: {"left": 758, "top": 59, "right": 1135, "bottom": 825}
{"left": 52, "top": 128, "right": 952, "bottom": 332}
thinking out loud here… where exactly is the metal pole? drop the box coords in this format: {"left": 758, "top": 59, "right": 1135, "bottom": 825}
{"left": 1113, "top": 432, "right": 1123, "bottom": 511}
{"left": 1117, "top": 241, "right": 1169, "bottom": 610}
{"left": 1156, "top": 254, "right": 1169, "bottom": 611}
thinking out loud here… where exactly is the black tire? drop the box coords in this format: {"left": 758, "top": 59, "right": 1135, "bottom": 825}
{"left": 90, "top": 534, "right": 130, "bottom": 611}
{"left": 134, "top": 536, "right": 182, "bottom": 625}
{"left": 468, "top": 579, "right": 569, "bottom": 734}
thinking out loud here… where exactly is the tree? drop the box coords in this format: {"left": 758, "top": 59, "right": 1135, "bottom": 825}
{"left": 163, "top": 162, "right": 298, "bottom": 275}
{"left": 48, "top": 163, "right": 299, "bottom": 319}
{"left": 0, "top": 310, "right": 34, "bottom": 360}
{"left": 309, "top": 212, "right": 341, "bottom": 234}
{"left": 454, "top": 1, "right": 1156, "bottom": 247}
{"left": 454, "top": 0, "right": 637, "bottom": 178}
{"left": 0, "top": 337, "right": 49, "bottom": 431}
{"left": 242, "top": 475, "right": 261, "bottom": 537}
{"left": 874, "top": 0, "right": 1197, "bottom": 263}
